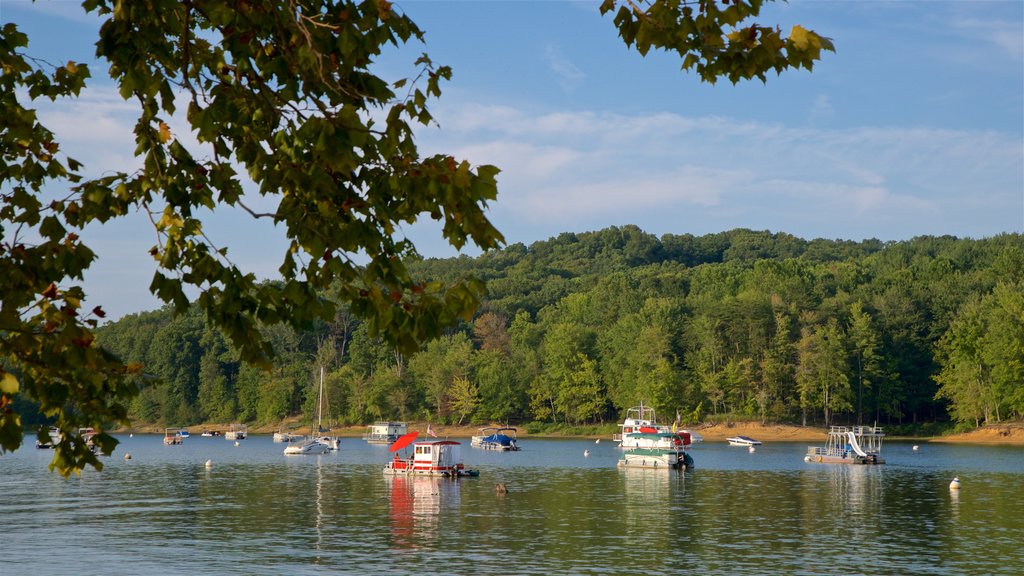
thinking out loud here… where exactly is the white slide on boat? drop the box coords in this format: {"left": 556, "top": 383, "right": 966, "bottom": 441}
{"left": 846, "top": 431, "right": 868, "bottom": 457}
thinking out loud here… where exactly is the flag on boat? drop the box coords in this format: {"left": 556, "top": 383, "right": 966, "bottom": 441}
{"left": 427, "top": 423, "right": 437, "bottom": 438}
{"left": 672, "top": 409, "right": 681, "bottom": 433}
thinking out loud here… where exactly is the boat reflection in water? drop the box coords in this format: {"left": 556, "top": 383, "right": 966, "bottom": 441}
{"left": 386, "top": 475, "right": 461, "bottom": 549}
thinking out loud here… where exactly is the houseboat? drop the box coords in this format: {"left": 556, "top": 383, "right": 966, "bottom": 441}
{"left": 364, "top": 421, "right": 408, "bottom": 444}
{"left": 727, "top": 435, "right": 762, "bottom": 447}
{"left": 470, "top": 427, "right": 521, "bottom": 451}
{"left": 384, "top": 440, "right": 479, "bottom": 478}
{"left": 618, "top": 448, "right": 694, "bottom": 470}
{"left": 225, "top": 423, "right": 247, "bottom": 441}
{"left": 805, "top": 426, "right": 885, "bottom": 465}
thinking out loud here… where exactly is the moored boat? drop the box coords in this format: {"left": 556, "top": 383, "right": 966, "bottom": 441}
{"left": 384, "top": 439, "right": 479, "bottom": 478}
{"left": 225, "top": 423, "right": 247, "bottom": 441}
{"left": 273, "top": 430, "right": 304, "bottom": 443}
{"left": 805, "top": 426, "right": 885, "bottom": 465}
{"left": 727, "top": 435, "right": 762, "bottom": 447}
{"left": 35, "top": 426, "right": 61, "bottom": 449}
{"left": 284, "top": 437, "right": 331, "bottom": 455}
{"left": 285, "top": 366, "right": 338, "bottom": 455}
{"left": 614, "top": 403, "right": 696, "bottom": 450}
{"left": 163, "top": 428, "right": 185, "bottom": 445}
{"left": 617, "top": 448, "right": 693, "bottom": 470}
{"left": 363, "top": 421, "right": 408, "bottom": 444}
{"left": 470, "top": 427, "right": 521, "bottom": 451}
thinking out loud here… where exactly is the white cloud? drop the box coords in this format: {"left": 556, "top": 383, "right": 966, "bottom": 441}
{"left": 419, "top": 103, "right": 1022, "bottom": 242}
{"left": 544, "top": 44, "right": 586, "bottom": 93}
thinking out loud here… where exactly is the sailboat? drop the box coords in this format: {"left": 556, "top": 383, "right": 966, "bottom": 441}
{"left": 284, "top": 366, "right": 335, "bottom": 455}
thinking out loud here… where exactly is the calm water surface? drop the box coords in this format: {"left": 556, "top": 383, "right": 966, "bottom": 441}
{"left": 3, "top": 434, "right": 1023, "bottom": 575}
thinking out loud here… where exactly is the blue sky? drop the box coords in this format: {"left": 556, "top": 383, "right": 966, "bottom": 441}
{"left": 2, "top": 0, "right": 1023, "bottom": 319}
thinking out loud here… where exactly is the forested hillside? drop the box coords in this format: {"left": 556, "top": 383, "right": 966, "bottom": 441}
{"left": 84, "top": 227, "right": 1024, "bottom": 431}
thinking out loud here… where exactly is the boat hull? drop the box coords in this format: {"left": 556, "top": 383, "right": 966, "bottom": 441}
{"left": 617, "top": 449, "right": 693, "bottom": 470}
{"left": 284, "top": 440, "right": 331, "bottom": 455}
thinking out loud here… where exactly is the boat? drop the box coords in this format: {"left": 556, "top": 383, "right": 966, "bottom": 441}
{"left": 363, "top": 421, "right": 408, "bottom": 444}
{"left": 614, "top": 403, "right": 696, "bottom": 451}
{"left": 727, "top": 435, "right": 762, "bottom": 447}
{"left": 200, "top": 430, "right": 220, "bottom": 437}
{"left": 470, "top": 427, "right": 521, "bottom": 451}
{"left": 273, "top": 430, "right": 304, "bottom": 443}
{"left": 179, "top": 430, "right": 190, "bottom": 439}
{"left": 79, "top": 427, "right": 103, "bottom": 455}
{"left": 285, "top": 367, "right": 336, "bottom": 455}
{"left": 225, "top": 423, "right": 247, "bottom": 441}
{"left": 35, "top": 426, "right": 61, "bottom": 449}
{"left": 617, "top": 448, "right": 693, "bottom": 470}
{"left": 805, "top": 425, "right": 885, "bottom": 465}
{"left": 163, "top": 428, "right": 185, "bottom": 445}
{"left": 384, "top": 438, "right": 479, "bottom": 478}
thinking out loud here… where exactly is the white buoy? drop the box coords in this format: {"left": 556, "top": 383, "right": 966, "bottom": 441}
{"left": 949, "top": 477, "right": 961, "bottom": 490}
{"left": 748, "top": 446, "right": 756, "bottom": 453}
{"left": 234, "top": 441, "right": 240, "bottom": 447}
{"left": 584, "top": 449, "right": 590, "bottom": 457}
{"left": 205, "top": 459, "right": 213, "bottom": 468}
{"left": 129, "top": 433, "right": 134, "bottom": 438}
{"left": 124, "top": 453, "right": 131, "bottom": 460}
{"left": 913, "top": 445, "right": 919, "bottom": 451}
{"left": 595, "top": 439, "right": 600, "bottom": 444}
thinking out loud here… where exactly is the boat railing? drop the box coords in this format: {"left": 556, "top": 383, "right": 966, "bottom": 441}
{"left": 807, "top": 446, "right": 848, "bottom": 457}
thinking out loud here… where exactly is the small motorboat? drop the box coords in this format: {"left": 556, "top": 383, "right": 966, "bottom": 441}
{"left": 727, "top": 436, "right": 763, "bottom": 447}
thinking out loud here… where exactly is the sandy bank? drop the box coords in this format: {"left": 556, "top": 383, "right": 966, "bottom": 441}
{"left": 118, "top": 420, "right": 1024, "bottom": 445}
{"left": 929, "top": 423, "right": 1024, "bottom": 445}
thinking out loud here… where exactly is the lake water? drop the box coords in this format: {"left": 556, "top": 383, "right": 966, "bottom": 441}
{"left": 3, "top": 434, "right": 1023, "bottom": 575}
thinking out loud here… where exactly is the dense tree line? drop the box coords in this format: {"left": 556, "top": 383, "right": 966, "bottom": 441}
{"left": 90, "top": 227, "right": 1024, "bottom": 430}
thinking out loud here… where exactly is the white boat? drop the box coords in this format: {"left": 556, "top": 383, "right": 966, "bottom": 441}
{"left": 179, "top": 430, "right": 190, "bottom": 439}
{"left": 35, "top": 426, "right": 61, "bottom": 449}
{"left": 225, "top": 423, "right": 247, "bottom": 440}
{"left": 614, "top": 403, "right": 697, "bottom": 450}
{"left": 727, "top": 435, "right": 762, "bottom": 447}
{"left": 273, "top": 430, "right": 304, "bottom": 443}
{"left": 617, "top": 448, "right": 693, "bottom": 470}
{"left": 285, "top": 366, "right": 336, "bottom": 455}
{"left": 363, "top": 421, "right": 408, "bottom": 444}
{"left": 79, "top": 427, "right": 103, "bottom": 455}
{"left": 284, "top": 437, "right": 331, "bottom": 455}
{"left": 384, "top": 439, "right": 479, "bottom": 477}
{"left": 470, "top": 427, "right": 521, "bottom": 451}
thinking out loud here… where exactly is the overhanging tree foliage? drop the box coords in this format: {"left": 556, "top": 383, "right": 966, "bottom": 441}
{"left": 1, "top": 0, "right": 833, "bottom": 475}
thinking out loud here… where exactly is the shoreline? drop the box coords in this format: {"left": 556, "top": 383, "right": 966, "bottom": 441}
{"left": 114, "top": 420, "right": 1024, "bottom": 446}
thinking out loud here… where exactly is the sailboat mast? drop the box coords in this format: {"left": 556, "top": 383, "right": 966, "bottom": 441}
{"left": 317, "top": 365, "right": 324, "bottom": 433}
